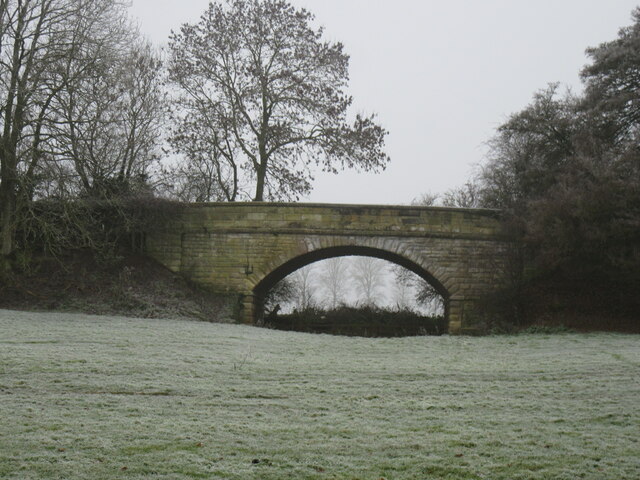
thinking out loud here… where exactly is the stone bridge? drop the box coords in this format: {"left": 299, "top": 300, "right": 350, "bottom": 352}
{"left": 145, "top": 203, "right": 512, "bottom": 334}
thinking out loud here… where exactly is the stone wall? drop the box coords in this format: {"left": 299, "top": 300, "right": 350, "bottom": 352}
{"left": 146, "top": 203, "right": 511, "bottom": 334}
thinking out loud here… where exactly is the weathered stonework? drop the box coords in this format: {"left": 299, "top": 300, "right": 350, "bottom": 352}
{"left": 145, "top": 202, "right": 512, "bottom": 334}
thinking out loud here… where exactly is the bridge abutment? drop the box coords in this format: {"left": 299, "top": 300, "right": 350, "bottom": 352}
{"left": 448, "top": 299, "right": 463, "bottom": 334}
{"left": 239, "top": 293, "right": 258, "bottom": 325}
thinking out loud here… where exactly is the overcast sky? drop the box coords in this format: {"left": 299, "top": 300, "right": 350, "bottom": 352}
{"left": 129, "top": 0, "right": 639, "bottom": 205}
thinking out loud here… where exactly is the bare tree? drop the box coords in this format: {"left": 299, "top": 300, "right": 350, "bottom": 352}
{"left": 50, "top": 30, "right": 164, "bottom": 197}
{"left": 165, "top": 77, "right": 243, "bottom": 202}
{"left": 167, "top": 0, "right": 389, "bottom": 202}
{"left": 390, "top": 263, "right": 445, "bottom": 315}
{"left": 350, "top": 256, "right": 387, "bottom": 307}
{"left": 441, "top": 181, "right": 481, "bottom": 208}
{"left": 290, "top": 264, "right": 315, "bottom": 310}
{"left": 391, "top": 264, "right": 414, "bottom": 310}
{"left": 415, "top": 282, "right": 445, "bottom": 316}
{"left": 0, "top": 0, "right": 165, "bottom": 266}
{"left": 263, "top": 277, "right": 295, "bottom": 312}
{"left": 0, "top": 0, "right": 80, "bottom": 257}
{"left": 411, "top": 192, "right": 438, "bottom": 206}
{"left": 317, "top": 257, "right": 347, "bottom": 309}
{"left": 164, "top": 130, "right": 242, "bottom": 202}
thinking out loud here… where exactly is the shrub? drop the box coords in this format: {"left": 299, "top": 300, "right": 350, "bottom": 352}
{"left": 264, "top": 305, "right": 446, "bottom": 337}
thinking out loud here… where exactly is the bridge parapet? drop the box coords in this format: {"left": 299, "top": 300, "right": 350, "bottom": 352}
{"left": 170, "top": 202, "right": 506, "bottom": 238}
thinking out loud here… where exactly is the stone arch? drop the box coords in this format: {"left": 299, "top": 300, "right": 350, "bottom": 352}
{"left": 250, "top": 241, "right": 451, "bottom": 329}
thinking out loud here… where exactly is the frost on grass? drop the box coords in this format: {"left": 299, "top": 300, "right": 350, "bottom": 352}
{"left": 0, "top": 309, "right": 639, "bottom": 479}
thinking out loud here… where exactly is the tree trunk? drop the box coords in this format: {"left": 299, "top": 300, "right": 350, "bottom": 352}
{"left": 253, "top": 168, "right": 266, "bottom": 201}
{"left": 253, "top": 149, "right": 268, "bottom": 202}
{"left": 0, "top": 175, "right": 15, "bottom": 256}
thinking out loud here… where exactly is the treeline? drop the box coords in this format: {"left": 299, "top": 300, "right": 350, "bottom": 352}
{"left": 0, "top": 0, "right": 166, "bottom": 266}
{"left": 463, "top": 9, "right": 640, "bottom": 325}
{"left": 264, "top": 258, "right": 444, "bottom": 316}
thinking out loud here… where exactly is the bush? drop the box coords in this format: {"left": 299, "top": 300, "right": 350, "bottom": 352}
{"left": 519, "top": 324, "right": 575, "bottom": 335}
{"left": 12, "top": 196, "right": 183, "bottom": 271}
{"left": 264, "top": 305, "right": 447, "bottom": 337}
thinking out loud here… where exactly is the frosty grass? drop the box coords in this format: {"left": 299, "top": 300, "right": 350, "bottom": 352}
{"left": 0, "top": 309, "right": 638, "bottom": 479}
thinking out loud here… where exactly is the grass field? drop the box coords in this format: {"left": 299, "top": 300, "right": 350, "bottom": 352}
{"left": 1, "top": 309, "right": 638, "bottom": 479}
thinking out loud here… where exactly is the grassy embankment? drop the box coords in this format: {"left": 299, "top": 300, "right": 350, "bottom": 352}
{"left": 0, "top": 253, "right": 232, "bottom": 322}
{"left": 1, "top": 309, "right": 638, "bottom": 479}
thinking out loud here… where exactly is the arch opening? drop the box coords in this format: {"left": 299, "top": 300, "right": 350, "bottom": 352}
{"left": 252, "top": 246, "right": 450, "bottom": 336}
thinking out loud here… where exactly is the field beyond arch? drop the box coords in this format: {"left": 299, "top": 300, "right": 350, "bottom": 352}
{"left": 1, "top": 309, "right": 638, "bottom": 479}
